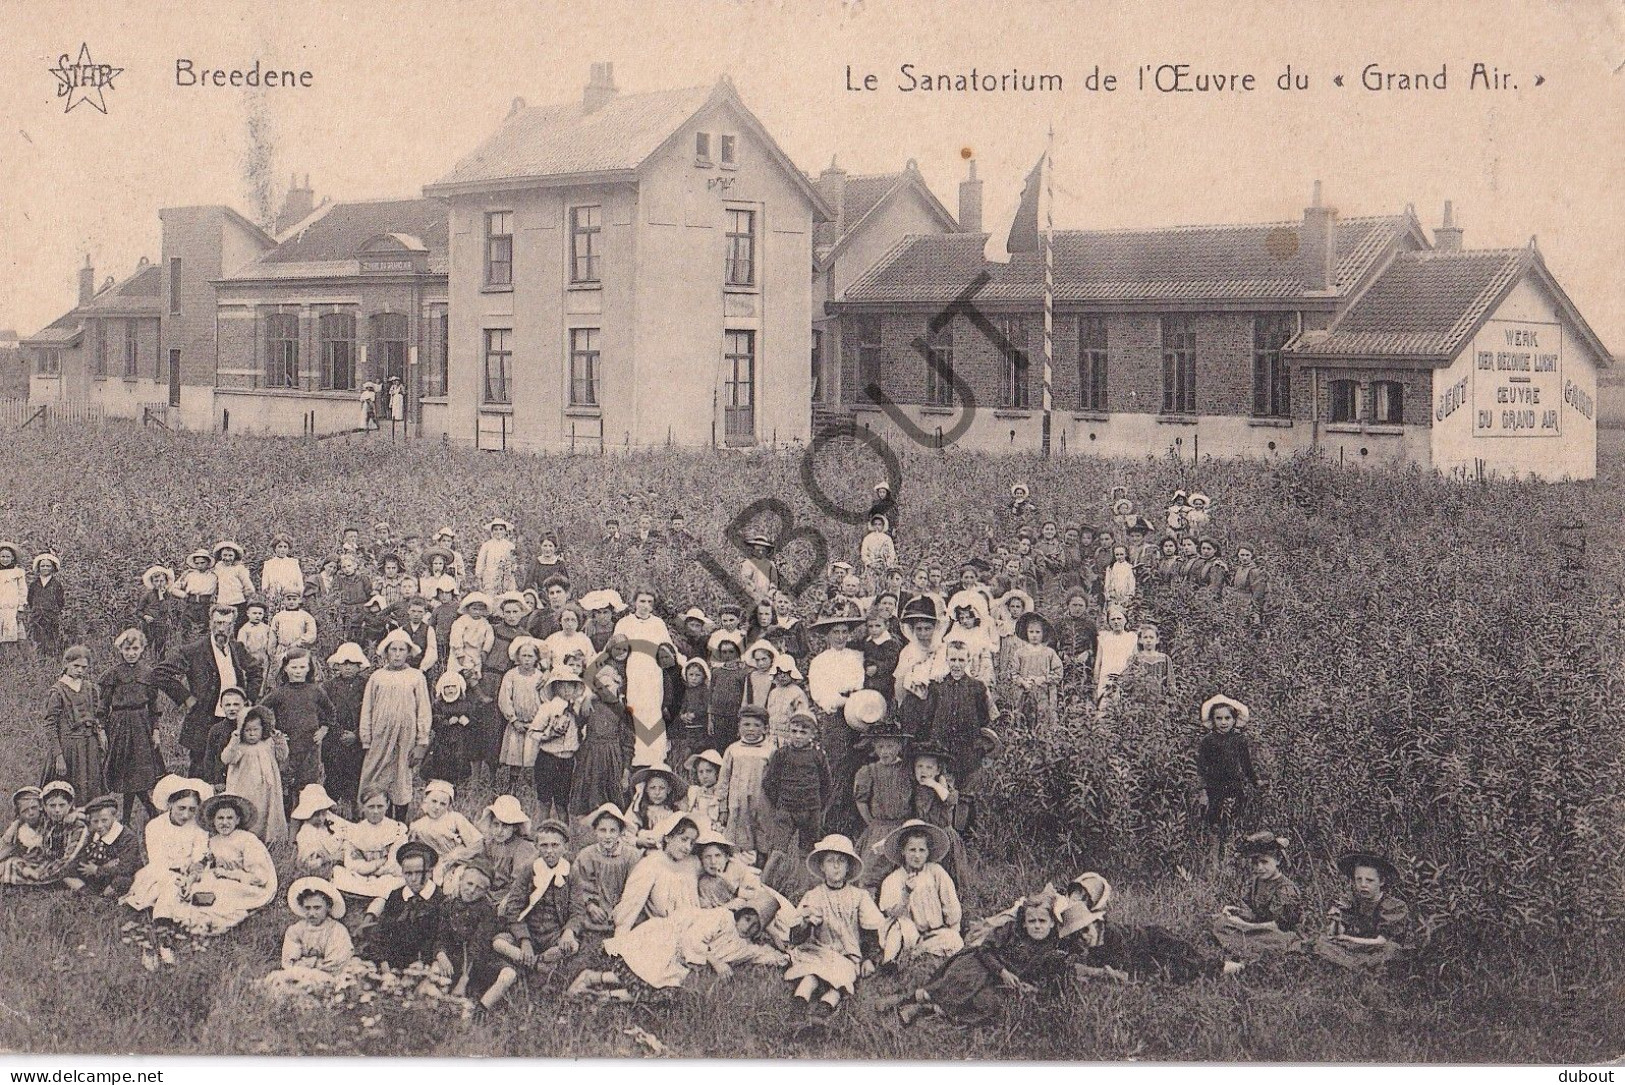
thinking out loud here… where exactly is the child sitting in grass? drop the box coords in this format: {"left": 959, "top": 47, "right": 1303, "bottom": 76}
{"left": 331, "top": 786, "right": 408, "bottom": 900}
{"left": 263, "top": 877, "right": 356, "bottom": 995}
{"left": 784, "top": 834, "right": 883, "bottom": 1017}
{"left": 1060, "top": 873, "right": 1238, "bottom": 983}
{"left": 433, "top": 857, "right": 525, "bottom": 1019}
{"left": 0, "top": 786, "right": 48, "bottom": 886}
{"left": 0, "top": 781, "right": 87, "bottom": 888}
{"left": 877, "top": 820, "right": 963, "bottom": 968}
{"left": 65, "top": 794, "right": 138, "bottom": 896}
{"left": 498, "top": 818, "right": 580, "bottom": 971}
{"left": 1313, "top": 850, "right": 1412, "bottom": 971}
{"left": 575, "top": 895, "right": 788, "bottom": 1000}
{"left": 1212, "top": 831, "right": 1303, "bottom": 959}
{"left": 409, "top": 779, "right": 484, "bottom": 886}
{"left": 290, "top": 784, "right": 350, "bottom": 877}
{"left": 894, "top": 892, "right": 1068, "bottom": 1027}
{"left": 572, "top": 804, "right": 639, "bottom": 938}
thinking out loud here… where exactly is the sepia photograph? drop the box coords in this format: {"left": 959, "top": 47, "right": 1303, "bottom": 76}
{"left": 0, "top": 0, "right": 1620, "bottom": 1070}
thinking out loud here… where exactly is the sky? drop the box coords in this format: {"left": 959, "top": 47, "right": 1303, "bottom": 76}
{"left": 1, "top": 0, "right": 1621, "bottom": 348}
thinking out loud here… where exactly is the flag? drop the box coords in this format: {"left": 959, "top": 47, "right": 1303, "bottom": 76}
{"left": 983, "top": 151, "right": 1048, "bottom": 263}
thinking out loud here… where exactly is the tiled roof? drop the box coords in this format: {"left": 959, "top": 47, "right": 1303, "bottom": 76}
{"left": 24, "top": 312, "right": 84, "bottom": 345}
{"left": 427, "top": 85, "right": 714, "bottom": 190}
{"left": 261, "top": 199, "right": 448, "bottom": 263}
{"left": 1286, "top": 249, "right": 1531, "bottom": 359}
{"left": 815, "top": 173, "right": 907, "bottom": 250}
{"left": 841, "top": 216, "right": 1414, "bottom": 305}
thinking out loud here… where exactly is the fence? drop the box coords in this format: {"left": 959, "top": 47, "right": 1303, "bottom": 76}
{"left": 0, "top": 396, "right": 108, "bottom": 428}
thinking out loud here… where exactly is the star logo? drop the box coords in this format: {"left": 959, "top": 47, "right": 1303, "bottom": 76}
{"left": 49, "top": 44, "right": 123, "bottom": 114}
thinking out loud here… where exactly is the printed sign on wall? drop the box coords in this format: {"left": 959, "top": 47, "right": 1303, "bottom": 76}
{"left": 1473, "top": 320, "right": 1562, "bottom": 438}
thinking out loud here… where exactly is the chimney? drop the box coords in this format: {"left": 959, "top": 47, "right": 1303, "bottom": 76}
{"left": 816, "top": 156, "right": 847, "bottom": 230}
{"left": 959, "top": 159, "right": 984, "bottom": 233}
{"left": 77, "top": 254, "right": 94, "bottom": 307}
{"left": 1301, "top": 180, "right": 1337, "bottom": 293}
{"left": 1434, "top": 200, "right": 1464, "bottom": 252}
{"left": 584, "top": 61, "right": 618, "bottom": 114}
{"left": 274, "top": 173, "right": 316, "bottom": 234}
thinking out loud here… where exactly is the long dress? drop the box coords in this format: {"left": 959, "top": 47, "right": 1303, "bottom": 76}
{"left": 259, "top": 682, "right": 334, "bottom": 797}
{"left": 612, "top": 613, "right": 674, "bottom": 767}
{"left": 497, "top": 666, "right": 546, "bottom": 768}
{"left": 613, "top": 851, "right": 702, "bottom": 934}
{"left": 605, "top": 905, "right": 786, "bottom": 989}
{"left": 153, "top": 828, "right": 277, "bottom": 936}
{"left": 98, "top": 662, "right": 167, "bottom": 797}
{"left": 222, "top": 733, "right": 289, "bottom": 844}
{"left": 358, "top": 666, "right": 432, "bottom": 806}
{"left": 330, "top": 816, "right": 408, "bottom": 898}
{"left": 321, "top": 672, "right": 368, "bottom": 806}
{"left": 0, "top": 565, "right": 24, "bottom": 643}
{"left": 718, "top": 738, "right": 777, "bottom": 856}
{"left": 879, "top": 862, "right": 964, "bottom": 963}
{"left": 43, "top": 676, "right": 103, "bottom": 800}
{"left": 568, "top": 693, "right": 634, "bottom": 816}
{"left": 123, "top": 814, "right": 210, "bottom": 913}
{"left": 784, "top": 882, "right": 884, "bottom": 993}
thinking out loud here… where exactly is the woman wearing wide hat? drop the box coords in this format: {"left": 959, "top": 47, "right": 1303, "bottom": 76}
{"left": 806, "top": 599, "right": 868, "bottom": 836}
{"left": 1313, "top": 850, "right": 1413, "bottom": 971}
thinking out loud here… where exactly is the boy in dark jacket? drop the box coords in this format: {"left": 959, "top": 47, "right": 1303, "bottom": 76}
{"left": 761, "top": 712, "right": 830, "bottom": 860}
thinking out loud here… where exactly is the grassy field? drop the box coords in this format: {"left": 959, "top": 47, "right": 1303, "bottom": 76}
{"left": 0, "top": 424, "right": 1619, "bottom": 1061}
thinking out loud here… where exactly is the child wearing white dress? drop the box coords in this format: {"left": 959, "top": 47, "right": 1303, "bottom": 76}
{"left": 221, "top": 707, "right": 289, "bottom": 845}
{"left": 682, "top": 750, "right": 724, "bottom": 826}
{"left": 877, "top": 821, "right": 964, "bottom": 966}
{"left": 717, "top": 707, "right": 776, "bottom": 861}
{"left": 785, "top": 835, "right": 883, "bottom": 1016}
{"left": 409, "top": 779, "right": 484, "bottom": 885}
{"left": 263, "top": 877, "right": 357, "bottom": 995}
{"left": 290, "top": 784, "right": 350, "bottom": 877}
{"left": 330, "top": 786, "right": 408, "bottom": 899}
{"left": 475, "top": 519, "right": 519, "bottom": 596}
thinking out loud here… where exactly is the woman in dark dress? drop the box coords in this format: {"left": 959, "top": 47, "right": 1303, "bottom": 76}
{"left": 99, "top": 629, "right": 167, "bottom": 823}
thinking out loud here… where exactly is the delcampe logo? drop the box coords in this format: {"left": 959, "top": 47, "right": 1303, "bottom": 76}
{"left": 49, "top": 43, "right": 123, "bottom": 114}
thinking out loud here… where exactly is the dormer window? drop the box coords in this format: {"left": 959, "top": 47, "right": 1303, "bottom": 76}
{"left": 719, "top": 134, "right": 737, "bottom": 168}
{"left": 695, "top": 132, "right": 712, "bottom": 165}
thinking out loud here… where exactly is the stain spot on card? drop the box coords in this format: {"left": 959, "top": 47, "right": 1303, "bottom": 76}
{"left": 241, "top": 90, "right": 280, "bottom": 231}
{"left": 1265, "top": 227, "right": 1299, "bottom": 261}
{"left": 960, "top": 147, "right": 973, "bottom": 160}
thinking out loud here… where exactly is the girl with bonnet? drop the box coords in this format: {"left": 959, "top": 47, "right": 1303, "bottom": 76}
{"left": 123, "top": 775, "right": 211, "bottom": 915}
{"left": 157, "top": 792, "right": 277, "bottom": 936}
{"left": 0, "top": 541, "right": 28, "bottom": 662}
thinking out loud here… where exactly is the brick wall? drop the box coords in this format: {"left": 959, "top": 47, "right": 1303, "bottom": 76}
{"left": 1308, "top": 366, "right": 1433, "bottom": 427}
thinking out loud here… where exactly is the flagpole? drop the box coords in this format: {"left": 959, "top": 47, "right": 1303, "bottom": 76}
{"left": 1042, "top": 124, "right": 1055, "bottom": 458}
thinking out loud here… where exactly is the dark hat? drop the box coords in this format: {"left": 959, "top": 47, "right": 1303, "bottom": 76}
{"left": 910, "top": 743, "right": 955, "bottom": 770}
{"left": 397, "top": 840, "right": 440, "bottom": 869}
{"left": 1337, "top": 850, "right": 1399, "bottom": 885}
{"left": 863, "top": 722, "right": 908, "bottom": 744}
{"left": 83, "top": 794, "right": 121, "bottom": 817}
{"left": 201, "top": 792, "right": 256, "bottom": 828}
{"left": 1015, "top": 612, "right": 1054, "bottom": 642}
{"left": 1128, "top": 516, "right": 1155, "bottom": 535}
{"left": 738, "top": 704, "right": 769, "bottom": 723}
{"left": 811, "top": 598, "right": 865, "bottom": 631}
{"left": 900, "top": 596, "right": 939, "bottom": 625}
{"left": 459, "top": 855, "right": 498, "bottom": 885}
{"left": 960, "top": 557, "right": 991, "bottom": 575}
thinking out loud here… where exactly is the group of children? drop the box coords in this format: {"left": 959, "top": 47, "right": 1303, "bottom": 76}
{"left": 0, "top": 478, "right": 1417, "bottom": 1026}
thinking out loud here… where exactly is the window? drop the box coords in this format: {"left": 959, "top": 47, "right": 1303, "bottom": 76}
{"left": 371, "top": 312, "right": 408, "bottom": 386}
{"left": 1078, "top": 315, "right": 1108, "bottom": 410}
{"left": 811, "top": 329, "right": 824, "bottom": 403}
{"left": 36, "top": 348, "right": 59, "bottom": 375}
{"left": 153, "top": 321, "right": 164, "bottom": 380}
{"left": 1252, "top": 313, "right": 1295, "bottom": 418}
{"left": 123, "top": 319, "right": 139, "bottom": 378}
{"left": 92, "top": 322, "right": 107, "bottom": 378}
{"left": 1372, "top": 380, "right": 1404, "bottom": 425}
{"left": 319, "top": 312, "right": 356, "bottom": 391}
{"left": 483, "top": 329, "right": 512, "bottom": 405}
{"left": 1161, "top": 315, "right": 1196, "bottom": 414}
{"left": 167, "top": 349, "right": 181, "bottom": 406}
{"left": 1329, "top": 379, "right": 1360, "bottom": 423}
{"left": 719, "top": 134, "right": 737, "bottom": 166}
{"left": 924, "top": 321, "right": 955, "bottom": 408}
{"left": 855, "top": 317, "right": 883, "bottom": 403}
{"left": 265, "top": 312, "right": 299, "bottom": 388}
{"left": 569, "top": 328, "right": 601, "bottom": 408}
{"left": 725, "top": 208, "right": 756, "bottom": 287}
{"left": 421, "top": 309, "right": 448, "bottom": 398}
{"left": 485, "top": 211, "right": 513, "bottom": 287}
{"left": 998, "top": 315, "right": 1030, "bottom": 409}
{"left": 169, "top": 257, "right": 181, "bottom": 315}
{"left": 723, "top": 330, "right": 755, "bottom": 442}
{"left": 570, "top": 205, "right": 601, "bottom": 284}
{"left": 695, "top": 132, "right": 712, "bottom": 163}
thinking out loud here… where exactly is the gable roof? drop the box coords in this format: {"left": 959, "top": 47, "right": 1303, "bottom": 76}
{"left": 840, "top": 214, "right": 1419, "bottom": 307}
{"left": 261, "top": 199, "right": 448, "bottom": 263}
{"left": 1286, "top": 247, "right": 1613, "bottom": 366}
{"left": 23, "top": 261, "right": 162, "bottom": 345}
{"left": 813, "top": 167, "right": 959, "bottom": 268}
{"left": 424, "top": 78, "right": 831, "bottom": 219}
